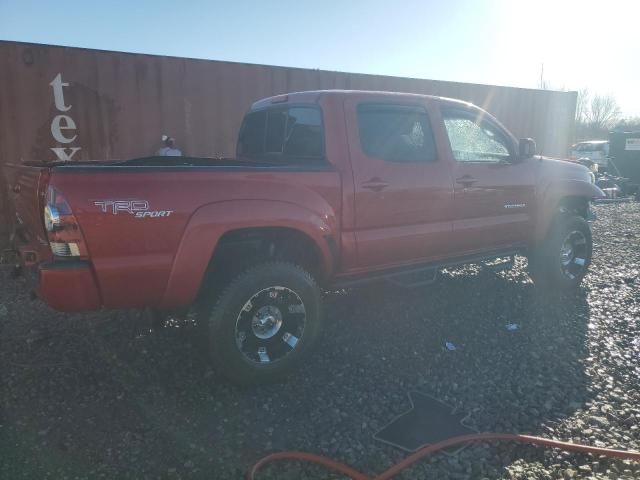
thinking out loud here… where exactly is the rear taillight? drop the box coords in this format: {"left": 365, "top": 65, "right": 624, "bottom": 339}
{"left": 44, "top": 187, "right": 87, "bottom": 258}
{"left": 44, "top": 204, "right": 61, "bottom": 232}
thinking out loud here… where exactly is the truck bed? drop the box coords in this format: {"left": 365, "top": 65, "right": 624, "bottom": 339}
{"left": 2, "top": 157, "right": 342, "bottom": 309}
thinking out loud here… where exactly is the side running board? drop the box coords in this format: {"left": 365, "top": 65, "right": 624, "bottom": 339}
{"left": 333, "top": 249, "right": 521, "bottom": 289}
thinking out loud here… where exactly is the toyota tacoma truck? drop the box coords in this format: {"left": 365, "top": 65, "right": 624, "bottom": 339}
{"left": 4, "top": 90, "right": 604, "bottom": 383}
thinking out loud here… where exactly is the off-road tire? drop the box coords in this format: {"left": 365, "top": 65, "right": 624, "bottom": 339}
{"left": 528, "top": 215, "right": 592, "bottom": 290}
{"left": 201, "top": 262, "right": 323, "bottom": 384}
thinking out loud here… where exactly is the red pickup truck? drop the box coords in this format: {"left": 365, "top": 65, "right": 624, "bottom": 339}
{"left": 5, "top": 90, "right": 604, "bottom": 383}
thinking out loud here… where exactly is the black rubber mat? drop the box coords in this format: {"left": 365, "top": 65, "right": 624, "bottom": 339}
{"left": 373, "top": 391, "right": 476, "bottom": 453}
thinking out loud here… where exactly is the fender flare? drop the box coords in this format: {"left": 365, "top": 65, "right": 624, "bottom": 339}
{"left": 535, "top": 179, "right": 604, "bottom": 243}
{"left": 160, "top": 199, "right": 336, "bottom": 307}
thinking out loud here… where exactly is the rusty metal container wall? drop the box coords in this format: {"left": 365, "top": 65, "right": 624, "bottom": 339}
{"left": 0, "top": 41, "right": 577, "bottom": 244}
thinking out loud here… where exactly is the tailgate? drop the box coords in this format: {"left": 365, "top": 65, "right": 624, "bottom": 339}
{"left": 2, "top": 163, "right": 52, "bottom": 264}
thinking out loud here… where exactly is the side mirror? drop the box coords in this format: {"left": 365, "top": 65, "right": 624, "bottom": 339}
{"left": 518, "top": 138, "right": 536, "bottom": 160}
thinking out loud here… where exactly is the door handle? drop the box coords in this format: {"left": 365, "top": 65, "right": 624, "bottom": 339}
{"left": 362, "top": 180, "right": 389, "bottom": 192}
{"left": 455, "top": 176, "right": 478, "bottom": 187}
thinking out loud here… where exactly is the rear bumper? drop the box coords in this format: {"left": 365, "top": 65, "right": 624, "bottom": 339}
{"left": 38, "top": 260, "right": 102, "bottom": 312}
{"left": 17, "top": 245, "right": 43, "bottom": 267}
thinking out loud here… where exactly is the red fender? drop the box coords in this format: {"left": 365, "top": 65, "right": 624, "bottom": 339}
{"left": 535, "top": 179, "right": 604, "bottom": 243}
{"left": 160, "top": 199, "right": 336, "bottom": 307}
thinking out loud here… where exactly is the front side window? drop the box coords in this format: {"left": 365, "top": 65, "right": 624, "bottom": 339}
{"left": 443, "top": 112, "right": 511, "bottom": 162}
{"left": 237, "top": 106, "right": 324, "bottom": 161}
{"left": 357, "top": 104, "right": 437, "bottom": 162}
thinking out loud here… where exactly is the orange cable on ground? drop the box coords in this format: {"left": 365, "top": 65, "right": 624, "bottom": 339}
{"left": 247, "top": 432, "right": 640, "bottom": 480}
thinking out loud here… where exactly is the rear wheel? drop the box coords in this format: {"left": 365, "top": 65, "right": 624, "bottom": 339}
{"left": 528, "top": 215, "right": 592, "bottom": 290}
{"left": 201, "top": 262, "right": 322, "bottom": 384}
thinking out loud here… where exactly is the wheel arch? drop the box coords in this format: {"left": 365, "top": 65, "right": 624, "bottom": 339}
{"left": 535, "top": 180, "right": 603, "bottom": 244}
{"left": 203, "top": 225, "right": 329, "bottom": 285}
{"left": 160, "top": 200, "right": 337, "bottom": 308}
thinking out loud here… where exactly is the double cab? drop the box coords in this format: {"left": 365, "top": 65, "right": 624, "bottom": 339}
{"left": 5, "top": 90, "right": 604, "bottom": 382}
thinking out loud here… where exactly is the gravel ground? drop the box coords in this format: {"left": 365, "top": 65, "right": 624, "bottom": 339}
{"left": 1, "top": 203, "right": 640, "bottom": 480}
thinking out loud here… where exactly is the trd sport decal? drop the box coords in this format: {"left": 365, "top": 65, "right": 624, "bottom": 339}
{"left": 94, "top": 200, "right": 174, "bottom": 218}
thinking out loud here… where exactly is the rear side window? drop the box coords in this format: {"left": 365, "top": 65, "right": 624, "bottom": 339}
{"left": 595, "top": 143, "right": 607, "bottom": 152}
{"left": 357, "top": 104, "right": 436, "bottom": 162}
{"left": 237, "top": 106, "right": 324, "bottom": 161}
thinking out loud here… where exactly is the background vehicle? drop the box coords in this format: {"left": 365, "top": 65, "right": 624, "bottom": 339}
{"left": 608, "top": 131, "right": 640, "bottom": 199}
{"left": 4, "top": 90, "right": 604, "bottom": 383}
{"left": 570, "top": 140, "right": 610, "bottom": 170}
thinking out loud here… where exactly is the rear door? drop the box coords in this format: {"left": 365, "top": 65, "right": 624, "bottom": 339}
{"left": 440, "top": 107, "right": 537, "bottom": 254}
{"left": 345, "top": 97, "right": 454, "bottom": 269}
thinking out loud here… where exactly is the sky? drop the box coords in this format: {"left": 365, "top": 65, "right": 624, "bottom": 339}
{"left": 1, "top": 0, "right": 639, "bottom": 117}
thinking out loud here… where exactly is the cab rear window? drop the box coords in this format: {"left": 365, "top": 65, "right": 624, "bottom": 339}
{"left": 237, "top": 106, "right": 325, "bottom": 161}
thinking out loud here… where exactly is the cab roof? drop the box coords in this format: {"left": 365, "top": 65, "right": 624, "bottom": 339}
{"left": 251, "top": 89, "right": 473, "bottom": 110}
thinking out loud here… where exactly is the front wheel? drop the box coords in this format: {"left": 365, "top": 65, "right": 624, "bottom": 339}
{"left": 202, "top": 262, "right": 323, "bottom": 384}
{"left": 528, "top": 215, "right": 592, "bottom": 290}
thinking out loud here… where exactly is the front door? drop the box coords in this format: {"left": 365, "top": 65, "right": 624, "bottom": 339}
{"left": 345, "top": 98, "right": 454, "bottom": 269}
{"left": 440, "top": 107, "right": 537, "bottom": 254}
